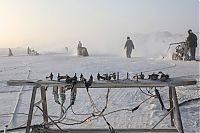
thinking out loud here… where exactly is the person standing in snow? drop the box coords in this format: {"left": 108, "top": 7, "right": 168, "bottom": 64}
{"left": 77, "top": 41, "right": 89, "bottom": 56}
{"left": 187, "top": 29, "right": 198, "bottom": 60}
{"left": 124, "top": 36, "right": 135, "bottom": 58}
{"left": 77, "top": 41, "right": 82, "bottom": 56}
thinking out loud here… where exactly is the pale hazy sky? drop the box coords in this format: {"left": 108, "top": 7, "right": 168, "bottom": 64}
{"left": 0, "top": 0, "right": 199, "bottom": 51}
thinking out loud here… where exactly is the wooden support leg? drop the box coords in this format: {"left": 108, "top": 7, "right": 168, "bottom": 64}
{"left": 26, "top": 86, "right": 38, "bottom": 133}
{"left": 171, "top": 87, "right": 184, "bottom": 133}
{"left": 169, "top": 87, "right": 174, "bottom": 127}
{"left": 41, "top": 86, "right": 48, "bottom": 123}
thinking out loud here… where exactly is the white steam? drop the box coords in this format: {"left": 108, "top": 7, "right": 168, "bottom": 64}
{"left": 1, "top": 31, "right": 199, "bottom": 59}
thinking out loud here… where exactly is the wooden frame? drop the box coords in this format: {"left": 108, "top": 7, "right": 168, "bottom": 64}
{"left": 7, "top": 78, "right": 197, "bottom": 133}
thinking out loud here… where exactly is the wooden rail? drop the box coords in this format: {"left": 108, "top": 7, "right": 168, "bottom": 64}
{"left": 42, "top": 128, "right": 179, "bottom": 133}
{"left": 7, "top": 78, "right": 196, "bottom": 88}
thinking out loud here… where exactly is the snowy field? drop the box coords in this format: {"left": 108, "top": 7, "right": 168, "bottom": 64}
{"left": 0, "top": 54, "right": 199, "bottom": 133}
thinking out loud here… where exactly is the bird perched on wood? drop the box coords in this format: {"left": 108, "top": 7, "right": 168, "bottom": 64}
{"left": 71, "top": 73, "right": 77, "bottom": 87}
{"left": 158, "top": 71, "right": 169, "bottom": 82}
{"left": 80, "top": 73, "right": 86, "bottom": 82}
{"left": 85, "top": 75, "right": 93, "bottom": 92}
{"left": 46, "top": 72, "right": 54, "bottom": 80}
{"left": 148, "top": 73, "right": 159, "bottom": 80}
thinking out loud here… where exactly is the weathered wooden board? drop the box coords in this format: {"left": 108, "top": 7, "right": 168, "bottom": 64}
{"left": 7, "top": 78, "right": 196, "bottom": 88}
{"left": 37, "top": 128, "right": 178, "bottom": 133}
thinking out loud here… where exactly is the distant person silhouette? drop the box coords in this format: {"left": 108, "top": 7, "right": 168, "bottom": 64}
{"left": 124, "top": 36, "right": 135, "bottom": 58}
{"left": 77, "top": 41, "right": 89, "bottom": 56}
{"left": 77, "top": 41, "right": 83, "bottom": 56}
{"left": 187, "top": 29, "right": 198, "bottom": 60}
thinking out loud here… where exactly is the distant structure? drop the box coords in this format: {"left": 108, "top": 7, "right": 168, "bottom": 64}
{"left": 8, "top": 48, "right": 13, "bottom": 56}
{"left": 27, "top": 47, "right": 39, "bottom": 55}
{"left": 65, "top": 47, "right": 68, "bottom": 53}
{"left": 77, "top": 41, "right": 89, "bottom": 56}
{"left": 27, "top": 47, "right": 31, "bottom": 55}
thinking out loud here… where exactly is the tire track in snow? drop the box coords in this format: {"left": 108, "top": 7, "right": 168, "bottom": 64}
{"left": 7, "top": 64, "right": 31, "bottom": 128}
{"left": 0, "top": 65, "right": 27, "bottom": 73}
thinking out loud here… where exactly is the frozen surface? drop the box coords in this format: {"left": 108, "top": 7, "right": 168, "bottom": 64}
{"left": 0, "top": 54, "right": 199, "bottom": 133}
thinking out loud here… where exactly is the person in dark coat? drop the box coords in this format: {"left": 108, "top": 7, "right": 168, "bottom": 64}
{"left": 187, "top": 29, "right": 198, "bottom": 60}
{"left": 124, "top": 36, "right": 135, "bottom": 58}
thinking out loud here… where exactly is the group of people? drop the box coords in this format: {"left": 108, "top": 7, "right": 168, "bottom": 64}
{"left": 124, "top": 29, "right": 198, "bottom": 60}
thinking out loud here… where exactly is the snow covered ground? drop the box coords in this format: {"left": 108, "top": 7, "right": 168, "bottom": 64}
{"left": 0, "top": 54, "right": 199, "bottom": 133}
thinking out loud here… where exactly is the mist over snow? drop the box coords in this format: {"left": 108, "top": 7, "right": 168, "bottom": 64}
{"left": 0, "top": 31, "right": 199, "bottom": 58}
{"left": 0, "top": 47, "right": 26, "bottom": 56}
{"left": 132, "top": 31, "right": 185, "bottom": 58}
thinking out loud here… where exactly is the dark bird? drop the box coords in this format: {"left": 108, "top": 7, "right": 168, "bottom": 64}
{"left": 65, "top": 75, "right": 71, "bottom": 83}
{"left": 85, "top": 75, "right": 93, "bottom": 92}
{"left": 71, "top": 73, "right": 78, "bottom": 87}
{"left": 148, "top": 73, "right": 159, "bottom": 80}
{"left": 80, "top": 73, "right": 86, "bottom": 82}
{"left": 46, "top": 72, "right": 54, "bottom": 80}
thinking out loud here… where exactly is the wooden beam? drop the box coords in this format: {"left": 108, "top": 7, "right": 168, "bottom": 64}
{"left": 40, "top": 128, "right": 178, "bottom": 133}
{"left": 169, "top": 87, "right": 175, "bottom": 127}
{"left": 171, "top": 87, "right": 184, "bottom": 133}
{"left": 26, "top": 85, "right": 38, "bottom": 133}
{"left": 41, "top": 86, "right": 48, "bottom": 123}
{"left": 7, "top": 78, "right": 196, "bottom": 88}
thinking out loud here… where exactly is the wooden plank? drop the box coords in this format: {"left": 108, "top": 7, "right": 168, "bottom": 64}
{"left": 171, "top": 87, "right": 184, "bottom": 133}
{"left": 7, "top": 78, "right": 196, "bottom": 88}
{"left": 41, "top": 86, "right": 48, "bottom": 123}
{"left": 25, "top": 86, "right": 38, "bottom": 133}
{"left": 169, "top": 87, "right": 174, "bottom": 127}
{"left": 42, "top": 128, "right": 178, "bottom": 133}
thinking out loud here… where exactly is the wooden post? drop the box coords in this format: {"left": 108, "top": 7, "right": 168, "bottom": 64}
{"left": 41, "top": 86, "right": 48, "bottom": 123}
{"left": 26, "top": 86, "right": 38, "bottom": 133}
{"left": 169, "top": 87, "right": 174, "bottom": 127}
{"left": 171, "top": 87, "right": 184, "bottom": 133}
